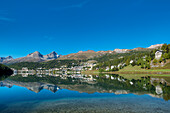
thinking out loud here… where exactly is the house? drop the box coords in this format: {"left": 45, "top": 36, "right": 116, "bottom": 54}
{"left": 85, "top": 63, "right": 96, "bottom": 70}
{"left": 22, "top": 67, "right": 29, "bottom": 71}
{"left": 111, "top": 76, "right": 115, "bottom": 80}
{"left": 118, "top": 56, "right": 124, "bottom": 59}
{"left": 155, "top": 85, "right": 163, "bottom": 95}
{"left": 105, "top": 67, "right": 110, "bottom": 71}
{"left": 122, "top": 63, "right": 126, "bottom": 66}
{"left": 142, "top": 55, "right": 147, "bottom": 59}
{"left": 155, "top": 50, "right": 163, "bottom": 60}
{"left": 130, "top": 81, "right": 133, "bottom": 85}
{"left": 72, "top": 66, "right": 83, "bottom": 71}
{"left": 11, "top": 68, "right": 17, "bottom": 74}
{"left": 130, "top": 60, "right": 133, "bottom": 64}
{"left": 118, "top": 64, "right": 122, "bottom": 68}
{"left": 53, "top": 68, "right": 59, "bottom": 71}
{"left": 48, "top": 69, "right": 53, "bottom": 72}
{"left": 111, "top": 66, "right": 116, "bottom": 69}
{"left": 105, "top": 74, "right": 110, "bottom": 78}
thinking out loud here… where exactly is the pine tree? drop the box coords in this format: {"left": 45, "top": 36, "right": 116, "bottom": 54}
{"left": 153, "top": 59, "right": 158, "bottom": 64}
{"left": 159, "top": 56, "right": 163, "bottom": 63}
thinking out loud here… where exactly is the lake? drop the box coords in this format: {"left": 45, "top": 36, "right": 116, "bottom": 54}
{"left": 0, "top": 74, "right": 170, "bottom": 113}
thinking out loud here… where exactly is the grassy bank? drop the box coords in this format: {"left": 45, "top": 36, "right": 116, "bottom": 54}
{"left": 81, "top": 70, "right": 99, "bottom": 75}
{"left": 117, "top": 65, "right": 170, "bottom": 74}
{"left": 118, "top": 74, "right": 170, "bottom": 80}
{"left": 82, "top": 65, "right": 170, "bottom": 75}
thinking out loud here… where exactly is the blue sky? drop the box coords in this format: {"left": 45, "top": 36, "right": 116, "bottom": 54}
{"left": 0, "top": 0, "right": 170, "bottom": 58}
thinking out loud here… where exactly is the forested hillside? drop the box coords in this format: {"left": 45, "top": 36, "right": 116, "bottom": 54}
{"left": 0, "top": 64, "right": 13, "bottom": 75}
{"left": 93, "top": 44, "right": 170, "bottom": 71}
{"left": 9, "top": 60, "right": 81, "bottom": 70}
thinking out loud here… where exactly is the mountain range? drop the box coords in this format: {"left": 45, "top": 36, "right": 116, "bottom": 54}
{"left": 0, "top": 44, "right": 163, "bottom": 64}
{"left": 59, "top": 44, "right": 163, "bottom": 60}
{"left": 0, "top": 56, "right": 13, "bottom": 63}
{"left": 1, "top": 51, "right": 60, "bottom": 64}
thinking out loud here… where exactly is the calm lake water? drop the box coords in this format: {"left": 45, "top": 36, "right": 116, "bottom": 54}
{"left": 0, "top": 74, "right": 170, "bottom": 113}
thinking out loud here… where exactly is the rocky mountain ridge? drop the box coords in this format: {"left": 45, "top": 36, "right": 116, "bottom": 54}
{"left": 0, "top": 44, "right": 164, "bottom": 64}
{"left": 0, "top": 56, "right": 13, "bottom": 63}
{"left": 26, "top": 51, "right": 60, "bottom": 60}
{"left": 1, "top": 51, "right": 60, "bottom": 64}
{"left": 59, "top": 44, "right": 163, "bottom": 60}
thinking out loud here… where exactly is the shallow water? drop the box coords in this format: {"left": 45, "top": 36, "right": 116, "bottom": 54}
{"left": 0, "top": 74, "right": 170, "bottom": 113}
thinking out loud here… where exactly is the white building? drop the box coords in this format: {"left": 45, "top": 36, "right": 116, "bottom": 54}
{"left": 22, "top": 67, "right": 29, "bottom": 71}
{"left": 53, "top": 68, "right": 59, "bottom": 71}
{"left": 155, "top": 50, "right": 163, "bottom": 60}
{"left": 11, "top": 68, "right": 17, "bottom": 73}
{"left": 130, "top": 60, "right": 133, "bottom": 64}
{"left": 111, "top": 66, "right": 116, "bottom": 69}
{"left": 106, "top": 67, "right": 110, "bottom": 71}
{"left": 118, "top": 64, "right": 122, "bottom": 68}
{"left": 155, "top": 85, "right": 163, "bottom": 95}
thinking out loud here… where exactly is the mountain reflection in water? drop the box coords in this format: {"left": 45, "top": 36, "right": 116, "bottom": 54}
{"left": 0, "top": 74, "right": 170, "bottom": 101}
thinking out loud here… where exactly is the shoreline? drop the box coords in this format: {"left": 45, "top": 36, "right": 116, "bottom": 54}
{"left": 81, "top": 70, "right": 170, "bottom": 75}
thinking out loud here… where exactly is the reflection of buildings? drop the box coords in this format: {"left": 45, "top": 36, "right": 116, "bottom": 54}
{"left": 11, "top": 68, "right": 18, "bottom": 76}
{"left": 156, "top": 85, "right": 163, "bottom": 95}
{"left": 14, "top": 67, "right": 83, "bottom": 76}
{"left": 150, "top": 77, "right": 170, "bottom": 86}
{"left": 17, "top": 67, "right": 36, "bottom": 76}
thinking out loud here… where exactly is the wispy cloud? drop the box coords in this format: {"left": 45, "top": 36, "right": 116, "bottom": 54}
{"left": 0, "top": 16, "right": 14, "bottom": 22}
{"left": 54, "top": 0, "right": 90, "bottom": 11}
{"left": 0, "top": 10, "right": 14, "bottom": 22}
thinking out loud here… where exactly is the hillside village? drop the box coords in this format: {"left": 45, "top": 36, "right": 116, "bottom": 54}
{"left": 92, "top": 44, "right": 170, "bottom": 72}
{"left": 11, "top": 61, "right": 97, "bottom": 76}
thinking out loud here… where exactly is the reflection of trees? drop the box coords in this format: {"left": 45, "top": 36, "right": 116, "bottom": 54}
{"left": 5, "top": 74, "right": 170, "bottom": 101}
{"left": 0, "top": 75, "right": 11, "bottom": 81}
{"left": 95, "top": 75, "right": 155, "bottom": 93}
{"left": 94, "top": 75, "right": 170, "bottom": 101}
{"left": 7, "top": 75, "right": 82, "bottom": 85}
{"left": 163, "top": 86, "right": 170, "bottom": 101}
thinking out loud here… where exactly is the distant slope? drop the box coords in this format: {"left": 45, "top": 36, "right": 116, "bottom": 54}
{"left": 59, "top": 50, "right": 107, "bottom": 60}
{"left": 9, "top": 59, "right": 80, "bottom": 70}
{"left": 59, "top": 44, "right": 162, "bottom": 60}
{"left": 93, "top": 51, "right": 150, "bottom": 64}
{"left": 148, "top": 44, "right": 164, "bottom": 49}
{"left": 164, "top": 62, "right": 170, "bottom": 69}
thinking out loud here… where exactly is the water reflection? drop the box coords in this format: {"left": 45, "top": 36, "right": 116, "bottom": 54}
{"left": 0, "top": 73, "right": 170, "bottom": 101}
